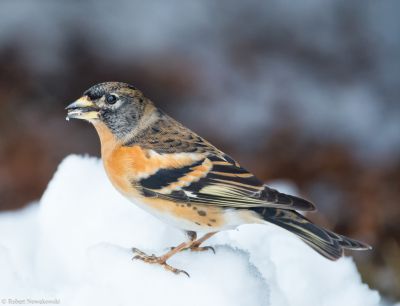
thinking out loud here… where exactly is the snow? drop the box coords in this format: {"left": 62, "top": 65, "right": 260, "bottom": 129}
{"left": 0, "top": 155, "right": 382, "bottom": 306}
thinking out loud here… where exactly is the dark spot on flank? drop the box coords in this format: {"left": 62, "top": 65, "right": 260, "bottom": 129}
{"left": 210, "top": 219, "right": 216, "bottom": 223}
{"left": 187, "top": 203, "right": 192, "bottom": 207}
{"left": 164, "top": 139, "right": 174, "bottom": 143}
{"left": 197, "top": 210, "right": 207, "bottom": 217}
{"left": 152, "top": 127, "right": 160, "bottom": 133}
{"left": 207, "top": 224, "right": 212, "bottom": 227}
{"left": 193, "top": 207, "right": 197, "bottom": 210}
{"left": 141, "top": 188, "right": 157, "bottom": 198}
{"left": 195, "top": 222, "right": 201, "bottom": 225}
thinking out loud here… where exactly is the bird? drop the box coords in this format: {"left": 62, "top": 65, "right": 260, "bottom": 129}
{"left": 66, "top": 81, "right": 371, "bottom": 276}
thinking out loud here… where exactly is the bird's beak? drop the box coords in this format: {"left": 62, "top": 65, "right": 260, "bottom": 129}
{"left": 65, "top": 96, "right": 99, "bottom": 121}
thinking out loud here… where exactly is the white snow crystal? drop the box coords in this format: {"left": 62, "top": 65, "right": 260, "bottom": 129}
{"left": 0, "top": 155, "right": 382, "bottom": 306}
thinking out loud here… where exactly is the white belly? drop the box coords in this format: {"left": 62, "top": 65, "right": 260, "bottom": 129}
{"left": 128, "top": 197, "right": 261, "bottom": 233}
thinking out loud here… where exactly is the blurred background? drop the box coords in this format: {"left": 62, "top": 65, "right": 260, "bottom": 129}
{"left": 0, "top": 0, "right": 399, "bottom": 301}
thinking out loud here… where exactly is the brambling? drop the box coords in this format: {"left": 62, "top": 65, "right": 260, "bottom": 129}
{"left": 66, "top": 82, "right": 370, "bottom": 276}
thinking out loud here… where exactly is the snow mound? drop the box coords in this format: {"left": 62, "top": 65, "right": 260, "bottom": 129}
{"left": 0, "top": 155, "right": 381, "bottom": 306}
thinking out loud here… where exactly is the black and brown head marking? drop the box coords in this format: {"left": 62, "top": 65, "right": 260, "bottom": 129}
{"left": 83, "top": 82, "right": 151, "bottom": 139}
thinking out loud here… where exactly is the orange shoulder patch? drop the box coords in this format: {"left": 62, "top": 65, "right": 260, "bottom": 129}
{"left": 102, "top": 143, "right": 204, "bottom": 196}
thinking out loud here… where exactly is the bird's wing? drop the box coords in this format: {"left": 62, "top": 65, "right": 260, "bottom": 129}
{"left": 137, "top": 153, "right": 315, "bottom": 211}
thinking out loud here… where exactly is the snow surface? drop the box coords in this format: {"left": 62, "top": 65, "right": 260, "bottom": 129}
{"left": 0, "top": 155, "right": 381, "bottom": 306}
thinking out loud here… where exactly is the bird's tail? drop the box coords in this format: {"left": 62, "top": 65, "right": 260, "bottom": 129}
{"left": 257, "top": 208, "right": 371, "bottom": 260}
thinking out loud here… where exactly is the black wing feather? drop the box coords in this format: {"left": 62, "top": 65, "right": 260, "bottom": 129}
{"left": 138, "top": 154, "right": 315, "bottom": 211}
{"left": 140, "top": 160, "right": 203, "bottom": 189}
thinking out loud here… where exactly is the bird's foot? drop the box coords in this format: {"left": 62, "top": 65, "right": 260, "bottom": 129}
{"left": 131, "top": 247, "right": 190, "bottom": 277}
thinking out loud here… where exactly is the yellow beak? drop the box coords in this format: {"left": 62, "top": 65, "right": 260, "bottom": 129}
{"left": 65, "top": 96, "right": 99, "bottom": 121}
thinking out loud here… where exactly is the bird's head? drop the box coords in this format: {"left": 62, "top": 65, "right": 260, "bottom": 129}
{"left": 66, "top": 82, "right": 153, "bottom": 139}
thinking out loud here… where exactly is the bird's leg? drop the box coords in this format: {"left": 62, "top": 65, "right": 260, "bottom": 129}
{"left": 132, "top": 231, "right": 197, "bottom": 276}
{"left": 187, "top": 232, "right": 218, "bottom": 253}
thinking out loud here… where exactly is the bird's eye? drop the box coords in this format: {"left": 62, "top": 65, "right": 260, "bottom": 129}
{"left": 106, "top": 94, "right": 118, "bottom": 105}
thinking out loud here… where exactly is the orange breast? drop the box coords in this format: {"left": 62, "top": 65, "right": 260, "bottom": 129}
{"left": 102, "top": 145, "right": 148, "bottom": 195}
{"left": 92, "top": 122, "right": 133, "bottom": 196}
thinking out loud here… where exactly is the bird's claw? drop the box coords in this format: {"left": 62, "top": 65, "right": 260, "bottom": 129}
{"left": 190, "top": 245, "right": 216, "bottom": 254}
{"left": 131, "top": 247, "right": 190, "bottom": 277}
{"left": 162, "top": 263, "right": 190, "bottom": 277}
{"left": 131, "top": 247, "right": 155, "bottom": 257}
